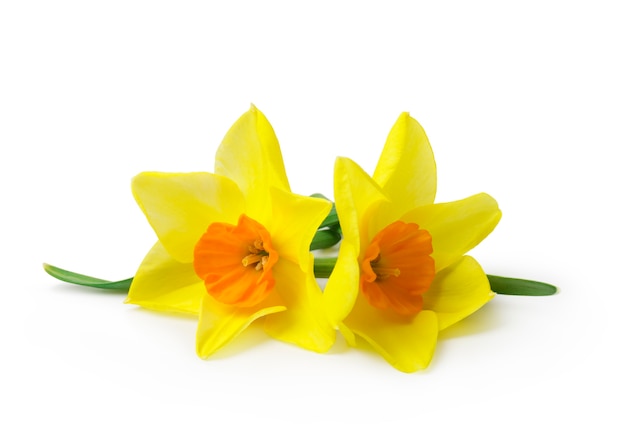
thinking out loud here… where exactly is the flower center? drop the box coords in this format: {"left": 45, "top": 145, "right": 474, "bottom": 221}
{"left": 193, "top": 214, "right": 278, "bottom": 307}
{"left": 242, "top": 239, "right": 270, "bottom": 271}
{"left": 360, "top": 221, "right": 435, "bottom": 315}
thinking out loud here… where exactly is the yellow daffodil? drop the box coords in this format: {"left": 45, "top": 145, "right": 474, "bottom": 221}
{"left": 126, "top": 106, "right": 334, "bottom": 358}
{"left": 325, "top": 113, "right": 502, "bottom": 372}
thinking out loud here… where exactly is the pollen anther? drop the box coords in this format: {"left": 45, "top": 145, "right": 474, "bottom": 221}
{"left": 242, "top": 245, "right": 270, "bottom": 271}
{"left": 369, "top": 254, "right": 401, "bottom": 279}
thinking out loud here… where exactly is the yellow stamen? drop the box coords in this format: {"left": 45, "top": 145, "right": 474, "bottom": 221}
{"left": 368, "top": 254, "right": 401, "bottom": 279}
{"left": 242, "top": 253, "right": 262, "bottom": 267}
{"left": 374, "top": 266, "right": 401, "bottom": 279}
{"left": 242, "top": 241, "right": 270, "bottom": 270}
{"left": 255, "top": 255, "right": 269, "bottom": 271}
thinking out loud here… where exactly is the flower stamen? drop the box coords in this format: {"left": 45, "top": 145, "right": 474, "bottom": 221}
{"left": 368, "top": 255, "right": 401, "bottom": 279}
{"left": 242, "top": 249, "right": 269, "bottom": 269}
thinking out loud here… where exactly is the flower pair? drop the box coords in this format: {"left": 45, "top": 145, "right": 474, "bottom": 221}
{"left": 126, "top": 106, "right": 501, "bottom": 372}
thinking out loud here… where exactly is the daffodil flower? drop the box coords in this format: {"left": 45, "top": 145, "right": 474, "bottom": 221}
{"left": 126, "top": 106, "right": 334, "bottom": 358}
{"left": 324, "top": 113, "right": 502, "bottom": 372}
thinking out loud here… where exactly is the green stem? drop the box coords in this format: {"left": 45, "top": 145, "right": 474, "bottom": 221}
{"left": 43, "top": 263, "right": 133, "bottom": 291}
{"left": 313, "top": 257, "right": 338, "bottom": 278}
{"left": 486, "top": 274, "right": 557, "bottom": 296}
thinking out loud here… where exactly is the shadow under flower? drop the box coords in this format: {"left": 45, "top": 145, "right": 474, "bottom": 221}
{"left": 205, "top": 320, "right": 276, "bottom": 360}
{"left": 438, "top": 301, "right": 502, "bottom": 340}
{"left": 49, "top": 282, "right": 129, "bottom": 297}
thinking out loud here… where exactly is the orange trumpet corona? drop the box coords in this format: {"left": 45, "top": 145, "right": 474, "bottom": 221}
{"left": 194, "top": 214, "right": 278, "bottom": 308}
{"left": 360, "top": 221, "right": 435, "bottom": 315}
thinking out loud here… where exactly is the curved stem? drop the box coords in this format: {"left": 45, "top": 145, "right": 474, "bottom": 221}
{"left": 313, "top": 257, "right": 338, "bottom": 278}
{"left": 310, "top": 230, "right": 341, "bottom": 251}
{"left": 486, "top": 275, "right": 557, "bottom": 296}
{"left": 43, "top": 263, "right": 133, "bottom": 291}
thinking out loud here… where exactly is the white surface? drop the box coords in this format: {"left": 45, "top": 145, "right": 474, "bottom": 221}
{"left": 1, "top": 1, "right": 624, "bottom": 440}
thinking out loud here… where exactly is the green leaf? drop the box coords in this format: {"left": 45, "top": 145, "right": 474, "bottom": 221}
{"left": 310, "top": 193, "right": 340, "bottom": 230}
{"left": 43, "top": 263, "right": 133, "bottom": 291}
{"left": 318, "top": 207, "right": 339, "bottom": 230}
{"left": 487, "top": 274, "right": 557, "bottom": 296}
{"left": 310, "top": 229, "right": 342, "bottom": 251}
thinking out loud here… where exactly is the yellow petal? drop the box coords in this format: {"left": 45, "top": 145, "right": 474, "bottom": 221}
{"left": 131, "top": 172, "right": 245, "bottom": 263}
{"left": 401, "top": 193, "right": 501, "bottom": 272}
{"left": 325, "top": 157, "right": 387, "bottom": 326}
{"left": 266, "top": 186, "right": 331, "bottom": 271}
{"left": 196, "top": 293, "right": 286, "bottom": 359}
{"left": 423, "top": 255, "right": 494, "bottom": 330}
{"left": 323, "top": 241, "right": 360, "bottom": 328}
{"left": 125, "top": 241, "right": 204, "bottom": 314}
{"left": 345, "top": 298, "right": 439, "bottom": 372}
{"left": 264, "top": 259, "right": 335, "bottom": 353}
{"left": 332, "top": 157, "right": 388, "bottom": 250}
{"left": 338, "top": 321, "right": 356, "bottom": 347}
{"left": 372, "top": 112, "right": 436, "bottom": 216}
{"left": 214, "top": 105, "right": 290, "bottom": 222}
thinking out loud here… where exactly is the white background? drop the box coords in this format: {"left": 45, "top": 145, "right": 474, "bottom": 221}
{"left": 1, "top": 1, "right": 625, "bottom": 440}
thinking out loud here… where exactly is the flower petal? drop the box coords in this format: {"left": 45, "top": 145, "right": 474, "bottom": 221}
{"left": 332, "top": 157, "right": 388, "bottom": 251}
{"left": 401, "top": 193, "right": 501, "bottom": 271}
{"left": 325, "top": 157, "right": 387, "bottom": 327}
{"left": 125, "top": 241, "right": 204, "bottom": 314}
{"left": 196, "top": 293, "right": 286, "bottom": 359}
{"left": 264, "top": 259, "right": 335, "bottom": 353}
{"left": 372, "top": 112, "right": 437, "bottom": 215}
{"left": 214, "top": 105, "right": 290, "bottom": 222}
{"left": 344, "top": 298, "right": 439, "bottom": 372}
{"left": 423, "top": 255, "right": 494, "bottom": 330}
{"left": 324, "top": 241, "right": 360, "bottom": 328}
{"left": 267, "top": 186, "right": 331, "bottom": 271}
{"left": 132, "top": 172, "right": 245, "bottom": 263}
